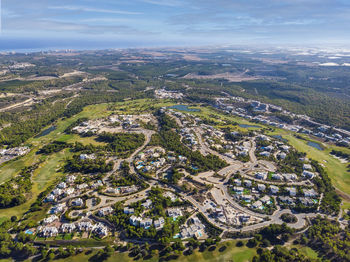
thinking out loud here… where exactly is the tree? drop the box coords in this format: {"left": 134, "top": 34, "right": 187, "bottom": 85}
{"left": 48, "top": 252, "right": 55, "bottom": 260}
{"left": 145, "top": 242, "right": 150, "bottom": 251}
{"left": 247, "top": 238, "right": 258, "bottom": 248}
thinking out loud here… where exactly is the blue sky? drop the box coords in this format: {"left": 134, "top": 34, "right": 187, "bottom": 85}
{"left": 1, "top": 0, "right": 350, "bottom": 50}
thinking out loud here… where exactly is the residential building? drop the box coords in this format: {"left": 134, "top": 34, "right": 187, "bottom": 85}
{"left": 286, "top": 187, "right": 297, "bottom": 197}
{"left": 124, "top": 207, "right": 135, "bottom": 214}
{"left": 270, "top": 185, "right": 279, "bottom": 194}
{"left": 302, "top": 170, "right": 315, "bottom": 179}
{"left": 244, "top": 180, "right": 252, "bottom": 187}
{"left": 141, "top": 199, "right": 153, "bottom": 209}
{"left": 154, "top": 217, "right": 165, "bottom": 230}
{"left": 252, "top": 201, "right": 263, "bottom": 209}
{"left": 93, "top": 223, "right": 108, "bottom": 238}
{"left": 140, "top": 218, "right": 153, "bottom": 229}
{"left": 257, "top": 184, "right": 266, "bottom": 191}
{"left": 255, "top": 172, "right": 267, "bottom": 180}
{"left": 98, "top": 207, "right": 114, "bottom": 217}
{"left": 43, "top": 215, "right": 58, "bottom": 225}
{"left": 271, "top": 173, "right": 283, "bottom": 180}
{"left": 303, "top": 188, "right": 318, "bottom": 197}
{"left": 260, "top": 195, "right": 271, "bottom": 204}
{"left": 38, "top": 226, "right": 58, "bottom": 237}
{"left": 167, "top": 208, "right": 182, "bottom": 219}
{"left": 72, "top": 198, "right": 83, "bottom": 207}
{"left": 61, "top": 223, "right": 76, "bottom": 233}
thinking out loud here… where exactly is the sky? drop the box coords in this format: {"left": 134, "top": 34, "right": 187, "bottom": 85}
{"left": 1, "top": 0, "right": 350, "bottom": 51}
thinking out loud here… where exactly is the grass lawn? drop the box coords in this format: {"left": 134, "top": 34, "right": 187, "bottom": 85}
{"left": 179, "top": 241, "right": 256, "bottom": 262}
{"left": 179, "top": 103, "right": 350, "bottom": 197}
{"left": 0, "top": 98, "right": 173, "bottom": 221}
{"left": 0, "top": 103, "right": 113, "bottom": 221}
{"left": 267, "top": 129, "right": 350, "bottom": 196}
{"left": 0, "top": 97, "right": 349, "bottom": 220}
{"left": 189, "top": 105, "right": 262, "bottom": 131}
{"left": 57, "top": 134, "right": 107, "bottom": 146}
{"left": 169, "top": 102, "right": 350, "bottom": 197}
{"left": 54, "top": 240, "right": 256, "bottom": 262}
{"left": 289, "top": 245, "right": 319, "bottom": 259}
{"left": 341, "top": 201, "right": 350, "bottom": 213}
{"left": 299, "top": 246, "right": 319, "bottom": 259}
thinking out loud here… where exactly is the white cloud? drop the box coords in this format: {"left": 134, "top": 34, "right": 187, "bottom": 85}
{"left": 141, "top": 0, "right": 183, "bottom": 7}
{"left": 49, "top": 6, "right": 142, "bottom": 15}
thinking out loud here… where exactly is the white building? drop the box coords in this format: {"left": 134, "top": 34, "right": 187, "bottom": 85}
{"left": 57, "top": 182, "right": 67, "bottom": 189}
{"left": 270, "top": 185, "right": 279, "bottom": 194}
{"left": 50, "top": 203, "right": 66, "bottom": 214}
{"left": 257, "top": 184, "right": 266, "bottom": 191}
{"left": 154, "top": 217, "right": 165, "bottom": 230}
{"left": 303, "top": 188, "right": 318, "bottom": 198}
{"left": 167, "top": 208, "right": 182, "bottom": 219}
{"left": 61, "top": 223, "right": 76, "bottom": 233}
{"left": 286, "top": 187, "right": 297, "bottom": 197}
{"left": 255, "top": 172, "right": 267, "bottom": 180}
{"left": 141, "top": 199, "right": 153, "bottom": 209}
{"left": 302, "top": 170, "right": 315, "bottom": 179}
{"left": 252, "top": 201, "right": 263, "bottom": 209}
{"left": 93, "top": 223, "right": 108, "bottom": 238}
{"left": 130, "top": 216, "right": 142, "bottom": 226}
{"left": 98, "top": 207, "right": 114, "bottom": 217}
{"left": 124, "top": 207, "right": 135, "bottom": 214}
{"left": 72, "top": 198, "right": 83, "bottom": 206}
{"left": 76, "top": 221, "right": 94, "bottom": 231}
{"left": 43, "top": 215, "right": 58, "bottom": 225}
{"left": 140, "top": 218, "right": 153, "bottom": 229}
{"left": 38, "top": 226, "right": 58, "bottom": 237}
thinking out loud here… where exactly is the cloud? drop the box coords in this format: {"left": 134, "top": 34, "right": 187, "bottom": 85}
{"left": 49, "top": 5, "right": 142, "bottom": 15}
{"left": 2, "top": 0, "right": 350, "bottom": 47}
{"left": 3, "top": 17, "right": 155, "bottom": 36}
{"left": 140, "top": 0, "right": 183, "bottom": 7}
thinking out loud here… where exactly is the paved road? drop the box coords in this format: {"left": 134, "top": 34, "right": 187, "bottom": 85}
{"left": 59, "top": 123, "right": 323, "bottom": 236}
{"left": 194, "top": 127, "right": 236, "bottom": 164}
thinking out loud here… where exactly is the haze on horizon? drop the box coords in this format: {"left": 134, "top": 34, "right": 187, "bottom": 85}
{"left": 1, "top": 0, "right": 350, "bottom": 51}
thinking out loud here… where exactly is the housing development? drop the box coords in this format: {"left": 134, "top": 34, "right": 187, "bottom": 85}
{"left": 27, "top": 101, "right": 343, "bottom": 243}
{"left": 0, "top": 48, "right": 349, "bottom": 261}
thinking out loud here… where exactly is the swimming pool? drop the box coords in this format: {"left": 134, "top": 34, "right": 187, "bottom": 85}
{"left": 25, "top": 229, "right": 34, "bottom": 235}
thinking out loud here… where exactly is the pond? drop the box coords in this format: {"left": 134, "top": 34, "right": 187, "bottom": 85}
{"left": 271, "top": 135, "right": 288, "bottom": 142}
{"left": 168, "top": 104, "right": 200, "bottom": 112}
{"left": 35, "top": 126, "right": 56, "bottom": 138}
{"left": 307, "top": 141, "right": 324, "bottom": 151}
{"left": 239, "top": 124, "right": 261, "bottom": 129}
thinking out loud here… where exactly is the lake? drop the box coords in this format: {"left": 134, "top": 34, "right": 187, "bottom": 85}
{"left": 307, "top": 141, "right": 324, "bottom": 151}
{"left": 35, "top": 126, "right": 56, "bottom": 138}
{"left": 168, "top": 105, "right": 200, "bottom": 112}
{"left": 239, "top": 124, "right": 261, "bottom": 129}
